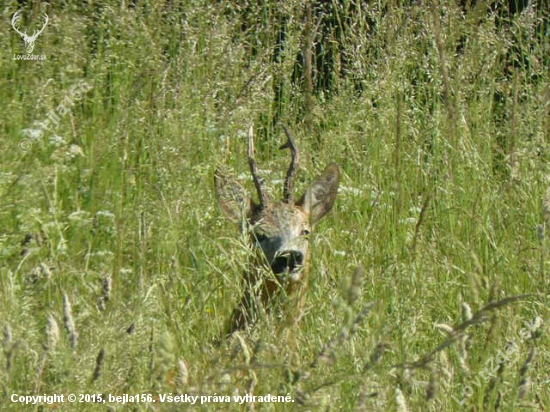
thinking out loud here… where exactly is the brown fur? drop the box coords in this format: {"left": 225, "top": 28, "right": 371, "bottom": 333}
{"left": 215, "top": 134, "right": 339, "bottom": 335}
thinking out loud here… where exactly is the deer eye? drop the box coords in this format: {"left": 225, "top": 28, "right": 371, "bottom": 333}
{"left": 301, "top": 229, "right": 310, "bottom": 236}
{"left": 255, "top": 233, "right": 268, "bottom": 243}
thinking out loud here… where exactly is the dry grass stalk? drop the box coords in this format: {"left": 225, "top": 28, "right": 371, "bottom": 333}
{"left": 250, "top": 339, "right": 264, "bottom": 365}
{"left": 149, "top": 328, "right": 155, "bottom": 377}
{"left": 517, "top": 318, "right": 541, "bottom": 401}
{"left": 518, "top": 346, "right": 535, "bottom": 399}
{"left": 34, "top": 354, "right": 47, "bottom": 392}
{"left": 457, "top": 334, "right": 470, "bottom": 373}
{"left": 429, "top": 0, "right": 456, "bottom": 130}
{"left": 438, "top": 351, "right": 453, "bottom": 387}
{"left": 363, "top": 342, "right": 390, "bottom": 372}
{"left": 3, "top": 324, "right": 11, "bottom": 347}
{"left": 62, "top": 292, "right": 78, "bottom": 349}
{"left": 395, "top": 294, "right": 537, "bottom": 370}
{"left": 483, "top": 360, "right": 505, "bottom": 411}
{"left": 176, "top": 359, "right": 189, "bottom": 388}
{"left": 426, "top": 366, "right": 438, "bottom": 401}
{"left": 355, "top": 387, "right": 380, "bottom": 410}
{"left": 527, "top": 316, "right": 543, "bottom": 340}
{"left": 411, "top": 190, "right": 432, "bottom": 255}
{"left": 347, "top": 265, "right": 364, "bottom": 306}
{"left": 3, "top": 324, "right": 13, "bottom": 372}
{"left": 482, "top": 312, "right": 500, "bottom": 355}
{"left": 311, "top": 302, "right": 375, "bottom": 368}
{"left": 395, "top": 387, "right": 410, "bottom": 412}
{"left": 434, "top": 323, "right": 454, "bottom": 336}
{"left": 92, "top": 348, "right": 106, "bottom": 383}
{"left": 46, "top": 315, "right": 59, "bottom": 352}
{"left": 98, "top": 275, "right": 112, "bottom": 311}
{"left": 235, "top": 332, "right": 253, "bottom": 365}
{"left": 103, "top": 274, "right": 111, "bottom": 302}
{"left": 461, "top": 302, "right": 472, "bottom": 322}
{"left": 543, "top": 186, "right": 550, "bottom": 229}
{"left": 35, "top": 315, "right": 61, "bottom": 392}
{"left": 495, "top": 390, "right": 503, "bottom": 411}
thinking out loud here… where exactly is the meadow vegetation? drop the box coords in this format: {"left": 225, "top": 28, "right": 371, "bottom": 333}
{"left": 1, "top": 1, "right": 549, "bottom": 410}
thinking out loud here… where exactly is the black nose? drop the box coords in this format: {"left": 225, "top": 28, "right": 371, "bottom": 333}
{"left": 271, "top": 251, "right": 304, "bottom": 274}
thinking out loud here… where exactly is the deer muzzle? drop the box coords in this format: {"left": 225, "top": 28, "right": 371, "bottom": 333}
{"left": 271, "top": 250, "right": 305, "bottom": 280}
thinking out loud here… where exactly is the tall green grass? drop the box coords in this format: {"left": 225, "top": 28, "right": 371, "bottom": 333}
{"left": 1, "top": 1, "right": 548, "bottom": 410}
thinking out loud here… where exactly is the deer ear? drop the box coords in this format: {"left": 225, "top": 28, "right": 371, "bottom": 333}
{"left": 298, "top": 163, "right": 340, "bottom": 224}
{"left": 214, "top": 169, "right": 254, "bottom": 222}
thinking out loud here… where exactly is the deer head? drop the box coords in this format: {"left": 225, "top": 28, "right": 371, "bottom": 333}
{"left": 12, "top": 10, "right": 48, "bottom": 54}
{"left": 215, "top": 125, "right": 340, "bottom": 332}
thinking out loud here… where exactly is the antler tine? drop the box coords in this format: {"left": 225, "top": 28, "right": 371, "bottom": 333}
{"left": 248, "top": 124, "right": 267, "bottom": 208}
{"left": 31, "top": 14, "right": 48, "bottom": 39}
{"left": 11, "top": 11, "right": 26, "bottom": 36}
{"left": 278, "top": 124, "right": 300, "bottom": 204}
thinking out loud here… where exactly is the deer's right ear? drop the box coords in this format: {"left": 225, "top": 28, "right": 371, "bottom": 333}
{"left": 214, "top": 169, "right": 253, "bottom": 222}
{"left": 298, "top": 163, "right": 340, "bottom": 223}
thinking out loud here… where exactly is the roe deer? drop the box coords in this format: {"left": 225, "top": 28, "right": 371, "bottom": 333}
{"left": 215, "top": 125, "right": 340, "bottom": 335}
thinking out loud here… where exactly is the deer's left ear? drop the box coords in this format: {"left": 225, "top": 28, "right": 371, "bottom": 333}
{"left": 298, "top": 163, "right": 340, "bottom": 224}
{"left": 214, "top": 168, "right": 253, "bottom": 222}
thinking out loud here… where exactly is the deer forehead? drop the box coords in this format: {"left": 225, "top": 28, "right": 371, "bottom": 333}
{"left": 251, "top": 203, "right": 310, "bottom": 236}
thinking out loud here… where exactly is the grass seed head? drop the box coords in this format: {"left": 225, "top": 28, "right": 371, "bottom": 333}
{"left": 3, "top": 324, "right": 11, "bottom": 346}
{"left": 46, "top": 315, "right": 59, "bottom": 352}
{"left": 103, "top": 275, "right": 111, "bottom": 302}
{"left": 395, "top": 388, "right": 410, "bottom": 412}
{"left": 92, "top": 348, "right": 106, "bottom": 383}
{"left": 518, "top": 346, "right": 536, "bottom": 399}
{"left": 176, "top": 359, "right": 189, "bottom": 387}
{"left": 347, "top": 265, "right": 364, "bottom": 306}
{"left": 62, "top": 293, "right": 78, "bottom": 349}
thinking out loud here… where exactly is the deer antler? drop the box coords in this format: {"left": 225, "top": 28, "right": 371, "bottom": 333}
{"left": 29, "top": 13, "right": 49, "bottom": 41}
{"left": 279, "top": 124, "right": 300, "bottom": 204}
{"left": 248, "top": 124, "right": 267, "bottom": 208}
{"left": 11, "top": 11, "right": 26, "bottom": 38}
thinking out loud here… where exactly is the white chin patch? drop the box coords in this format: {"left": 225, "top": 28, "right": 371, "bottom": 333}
{"left": 289, "top": 269, "right": 303, "bottom": 282}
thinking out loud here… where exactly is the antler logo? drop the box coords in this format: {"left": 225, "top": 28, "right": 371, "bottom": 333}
{"left": 11, "top": 10, "right": 48, "bottom": 54}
